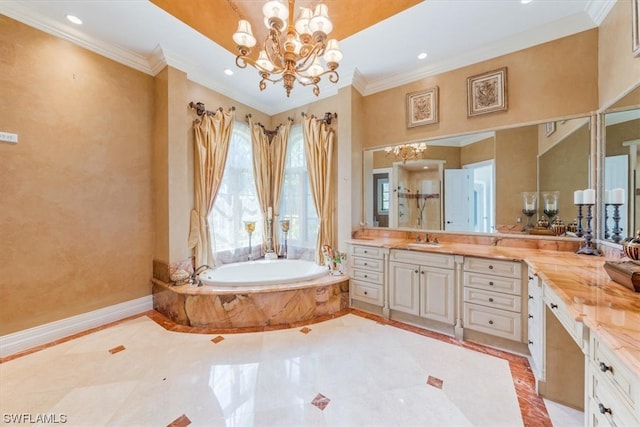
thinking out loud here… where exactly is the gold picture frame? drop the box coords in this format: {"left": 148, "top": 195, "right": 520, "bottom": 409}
{"left": 406, "top": 86, "right": 439, "bottom": 128}
{"left": 633, "top": 0, "right": 640, "bottom": 57}
{"left": 467, "top": 67, "right": 508, "bottom": 117}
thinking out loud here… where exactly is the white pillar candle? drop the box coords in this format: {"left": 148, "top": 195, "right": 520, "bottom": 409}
{"left": 604, "top": 190, "right": 611, "bottom": 205}
{"left": 611, "top": 188, "right": 625, "bottom": 204}
{"left": 573, "top": 190, "right": 583, "bottom": 205}
{"left": 583, "top": 189, "right": 595, "bottom": 204}
{"left": 267, "top": 207, "right": 273, "bottom": 220}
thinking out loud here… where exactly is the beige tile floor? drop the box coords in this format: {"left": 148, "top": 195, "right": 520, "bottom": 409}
{"left": 0, "top": 313, "right": 582, "bottom": 426}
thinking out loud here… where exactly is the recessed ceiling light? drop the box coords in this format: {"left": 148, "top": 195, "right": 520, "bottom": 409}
{"left": 417, "top": 52, "right": 428, "bottom": 60}
{"left": 423, "top": 166, "right": 429, "bottom": 169}
{"left": 66, "top": 14, "right": 82, "bottom": 25}
{"left": 521, "top": 0, "right": 533, "bottom": 4}
{"left": 224, "top": 68, "right": 234, "bottom": 76}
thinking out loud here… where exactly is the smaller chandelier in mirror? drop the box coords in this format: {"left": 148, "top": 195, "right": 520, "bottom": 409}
{"left": 384, "top": 143, "right": 427, "bottom": 163}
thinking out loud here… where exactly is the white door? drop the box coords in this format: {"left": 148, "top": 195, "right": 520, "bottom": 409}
{"left": 419, "top": 266, "right": 455, "bottom": 324}
{"left": 444, "top": 169, "right": 472, "bottom": 231}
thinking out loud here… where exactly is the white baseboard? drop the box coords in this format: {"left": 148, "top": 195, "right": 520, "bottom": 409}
{"left": 0, "top": 296, "right": 153, "bottom": 358}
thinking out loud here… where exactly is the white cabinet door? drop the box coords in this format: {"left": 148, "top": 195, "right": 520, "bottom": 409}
{"left": 419, "top": 266, "right": 455, "bottom": 324}
{"left": 389, "top": 261, "right": 420, "bottom": 315}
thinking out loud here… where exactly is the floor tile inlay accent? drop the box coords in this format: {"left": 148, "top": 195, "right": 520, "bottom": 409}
{"left": 108, "top": 344, "right": 126, "bottom": 354}
{"left": 167, "top": 413, "right": 191, "bottom": 427}
{"left": 211, "top": 335, "right": 224, "bottom": 344}
{"left": 427, "top": 375, "right": 444, "bottom": 389}
{"left": 299, "top": 326, "right": 311, "bottom": 334}
{"left": 311, "top": 393, "right": 331, "bottom": 410}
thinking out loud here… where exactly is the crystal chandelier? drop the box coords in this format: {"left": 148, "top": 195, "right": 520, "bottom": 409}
{"left": 232, "top": 0, "right": 343, "bottom": 97}
{"left": 384, "top": 143, "right": 427, "bottom": 164}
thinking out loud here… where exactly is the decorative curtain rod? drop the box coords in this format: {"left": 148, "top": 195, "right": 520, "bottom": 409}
{"left": 302, "top": 112, "right": 338, "bottom": 125}
{"left": 246, "top": 113, "right": 294, "bottom": 141}
{"left": 188, "top": 101, "right": 236, "bottom": 117}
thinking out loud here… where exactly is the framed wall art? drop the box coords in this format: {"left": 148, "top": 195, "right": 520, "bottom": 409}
{"left": 633, "top": 0, "right": 640, "bottom": 57}
{"left": 406, "top": 86, "right": 439, "bottom": 128}
{"left": 467, "top": 67, "right": 508, "bottom": 117}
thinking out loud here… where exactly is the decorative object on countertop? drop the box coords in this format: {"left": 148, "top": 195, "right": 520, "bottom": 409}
{"left": 542, "top": 191, "right": 559, "bottom": 224}
{"left": 603, "top": 260, "right": 640, "bottom": 292}
{"left": 567, "top": 219, "right": 578, "bottom": 234}
{"left": 170, "top": 269, "right": 190, "bottom": 286}
{"left": 573, "top": 190, "right": 585, "bottom": 238}
{"left": 536, "top": 216, "right": 549, "bottom": 229}
{"left": 264, "top": 207, "right": 277, "bottom": 260}
{"left": 244, "top": 221, "right": 256, "bottom": 260}
{"left": 280, "top": 219, "right": 290, "bottom": 258}
{"left": 576, "top": 190, "right": 600, "bottom": 256}
{"left": 609, "top": 188, "right": 625, "bottom": 243}
{"left": 521, "top": 191, "right": 537, "bottom": 231}
{"left": 622, "top": 230, "right": 640, "bottom": 260}
{"left": 550, "top": 217, "right": 566, "bottom": 236}
{"left": 322, "top": 244, "right": 346, "bottom": 275}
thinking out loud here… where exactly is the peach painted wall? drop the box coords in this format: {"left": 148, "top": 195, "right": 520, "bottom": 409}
{"left": 362, "top": 29, "right": 599, "bottom": 150}
{"left": 598, "top": 0, "right": 640, "bottom": 108}
{"left": 0, "top": 17, "right": 155, "bottom": 335}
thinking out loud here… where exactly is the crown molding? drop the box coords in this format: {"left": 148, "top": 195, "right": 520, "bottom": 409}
{"left": 584, "top": 0, "right": 616, "bottom": 25}
{"left": 0, "top": 2, "right": 152, "bottom": 75}
{"left": 361, "top": 13, "right": 597, "bottom": 96}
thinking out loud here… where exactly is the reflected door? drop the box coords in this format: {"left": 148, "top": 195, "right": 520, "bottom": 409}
{"left": 444, "top": 169, "right": 472, "bottom": 231}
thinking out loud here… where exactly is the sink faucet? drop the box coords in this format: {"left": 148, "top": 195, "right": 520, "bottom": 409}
{"left": 190, "top": 264, "right": 209, "bottom": 286}
{"left": 424, "top": 234, "right": 430, "bottom": 243}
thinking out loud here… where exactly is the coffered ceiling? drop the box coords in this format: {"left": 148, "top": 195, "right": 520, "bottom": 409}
{"left": 0, "top": 0, "right": 616, "bottom": 115}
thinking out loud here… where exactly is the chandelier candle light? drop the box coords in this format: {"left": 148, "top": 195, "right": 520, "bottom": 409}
{"left": 232, "top": 0, "right": 343, "bottom": 97}
{"left": 575, "top": 188, "right": 600, "bottom": 256}
{"left": 384, "top": 143, "right": 427, "bottom": 164}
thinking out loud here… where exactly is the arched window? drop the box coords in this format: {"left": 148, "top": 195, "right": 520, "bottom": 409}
{"left": 209, "top": 122, "right": 263, "bottom": 263}
{"left": 278, "top": 124, "right": 319, "bottom": 260}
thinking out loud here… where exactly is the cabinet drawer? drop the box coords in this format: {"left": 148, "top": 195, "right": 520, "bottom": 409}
{"left": 463, "top": 287, "right": 522, "bottom": 312}
{"left": 463, "top": 303, "right": 522, "bottom": 342}
{"left": 351, "top": 256, "right": 384, "bottom": 272}
{"left": 350, "top": 280, "right": 383, "bottom": 306}
{"left": 464, "top": 272, "right": 522, "bottom": 295}
{"left": 591, "top": 335, "right": 638, "bottom": 417}
{"left": 464, "top": 257, "right": 522, "bottom": 279}
{"left": 350, "top": 245, "right": 384, "bottom": 259}
{"left": 588, "top": 367, "right": 639, "bottom": 427}
{"left": 351, "top": 268, "right": 383, "bottom": 285}
{"left": 390, "top": 249, "right": 454, "bottom": 269}
{"left": 544, "top": 284, "right": 586, "bottom": 349}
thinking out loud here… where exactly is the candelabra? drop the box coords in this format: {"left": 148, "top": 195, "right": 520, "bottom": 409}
{"left": 604, "top": 203, "right": 611, "bottom": 240}
{"left": 611, "top": 203, "right": 623, "bottom": 243}
{"left": 576, "top": 204, "right": 600, "bottom": 256}
{"left": 575, "top": 204, "right": 584, "bottom": 238}
{"left": 280, "top": 219, "right": 290, "bottom": 258}
{"left": 244, "top": 221, "right": 256, "bottom": 260}
{"left": 265, "top": 218, "right": 278, "bottom": 260}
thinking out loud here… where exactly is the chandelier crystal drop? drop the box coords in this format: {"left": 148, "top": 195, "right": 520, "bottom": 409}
{"left": 232, "top": 0, "right": 343, "bottom": 97}
{"left": 384, "top": 143, "right": 428, "bottom": 164}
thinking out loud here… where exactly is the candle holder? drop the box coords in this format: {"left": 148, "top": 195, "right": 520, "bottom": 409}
{"left": 542, "top": 191, "right": 559, "bottom": 224}
{"left": 604, "top": 203, "right": 611, "bottom": 240}
{"left": 244, "top": 221, "right": 256, "bottom": 260}
{"left": 543, "top": 208, "right": 559, "bottom": 225}
{"left": 611, "top": 203, "right": 623, "bottom": 243}
{"left": 264, "top": 218, "right": 277, "bottom": 260}
{"left": 576, "top": 204, "right": 601, "bottom": 256}
{"left": 521, "top": 192, "right": 537, "bottom": 231}
{"left": 280, "top": 219, "right": 290, "bottom": 258}
{"left": 575, "top": 204, "right": 584, "bottom": 238}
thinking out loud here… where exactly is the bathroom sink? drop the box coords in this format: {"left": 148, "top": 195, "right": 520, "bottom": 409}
{"left": 406, "top": 242, "right": 442, "bottom": 248}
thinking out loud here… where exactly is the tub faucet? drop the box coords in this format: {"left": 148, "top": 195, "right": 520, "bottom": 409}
{"left": 190, "top": 264, "right": 209, "bottom": 286}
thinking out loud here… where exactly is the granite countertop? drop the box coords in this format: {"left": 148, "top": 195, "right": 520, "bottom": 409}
{"left": 346, "top": 238, "right": 640, "bottom": 376}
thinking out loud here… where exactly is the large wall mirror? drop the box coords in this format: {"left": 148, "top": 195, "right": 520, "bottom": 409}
{"left": 364, "top": 116, "right": 592, "bottom": 237}
{"left": 601, "top": 85, "right": 640, "bottom": 243}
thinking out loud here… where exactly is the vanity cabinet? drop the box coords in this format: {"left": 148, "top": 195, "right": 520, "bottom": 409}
{"left": 587, "top": 334, "right": 640, "bottom": 427}
{"left": 388, "top": 250, "right": 455, "bottom": 324}
{"left": 527, "top": 267, "right": 545, "bottom": 382}
{"left": 462, "top": 257, "right": 525, "bottom": 342}
{"left": 348, "top": 244, "right": 386, "bottom": 307}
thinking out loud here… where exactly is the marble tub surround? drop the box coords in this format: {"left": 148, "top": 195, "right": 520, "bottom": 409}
{"left": 152, "top": 275, "right": 349, "bottom": 330}
{"left": 153, "top": 257, "right": 195, "bottom": 283}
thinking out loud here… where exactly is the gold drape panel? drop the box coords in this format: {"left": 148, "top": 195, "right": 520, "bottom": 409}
{"left": 249, "top": 117, "right": 272, "bottom": 251}
{"left": 270, "top": 121, "right": 291, "bottom": 253}
{"left": 188, "top": 109, "right": 235, "bottom": 267}
{"left": 302, "top": 114, "right": 335, "bottom": 263}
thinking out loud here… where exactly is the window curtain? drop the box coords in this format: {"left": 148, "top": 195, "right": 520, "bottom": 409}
{"left": 188, "top": 108, "right": 235, "bottom": 267}
{"left": 302, "top": 113, "right": 335, "bottom": 263}
{"left": 248, "top": 116, "right": 271, "bottom": 252}
{"left": 270, "top": 120, "right": 291, "bottom": 254}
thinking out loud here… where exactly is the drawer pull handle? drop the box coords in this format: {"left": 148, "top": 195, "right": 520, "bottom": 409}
{"left": 528, "top": 314, "right": 534, "bottom": 319}
{"left": 489, "top": 281, "right": 494, "bottom": 286}
{"left": 528, "top": 276, "right": 534, "bottom": 280}
{"left": 364, "top": 250, "right": 368, "bottom": 254}
{"left": 364, "top": 291, "right": 368, "bottom": 295}
{"left": 421, "top": 271, "right": 425, "bottom": 275}
{"left": 528, "top": 295, "right": 534, "bottom": 300}
{"left": 415, "top": 270, "right": 419, "bottom": 274}
{"left": 598, "top": 403, "right": 612, "bottom": 415}
{"left": 550, "top": 303, "right": 558, "bottom": 309}
{"left": 489, "top": 265, "right": 494, "bottom": 270}
{"left": 528, "top": 340, "right": 533, "bottom": 345}
{"left": 489, "top": 298, "right": 494, "bottom": 302}
{"left": 488, "top": 320, "right": 494, "bottom": 325}
{"left": 364, "top": 274, "right": 368, "bottom": 278}
{"left": 364, "top": 262, "right": 368, "bottom": 266}
{"left": 599, "top": 362, "right": 612, "bottom": 373}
